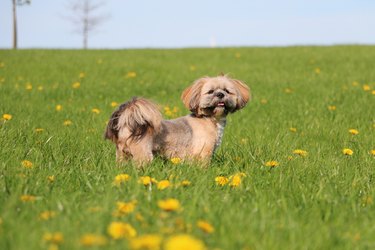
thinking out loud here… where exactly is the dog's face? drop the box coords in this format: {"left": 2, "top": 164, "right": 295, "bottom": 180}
{"left": 181, "top": 75, "right": 250, "bottom": 117}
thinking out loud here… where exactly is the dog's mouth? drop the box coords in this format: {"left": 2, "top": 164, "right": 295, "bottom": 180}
{"left": 216, "top": 101, "right": 225, "bottom": 108}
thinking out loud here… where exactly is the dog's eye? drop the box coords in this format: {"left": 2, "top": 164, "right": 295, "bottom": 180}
{"left": 224, "top": 88, "right": 230, "bottom": 94}
{"left": 207, "top": 90, "right": 214, "bottom": 94}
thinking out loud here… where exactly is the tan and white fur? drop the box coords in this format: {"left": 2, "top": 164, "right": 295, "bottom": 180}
{"left": 104, "top": 75, "right": 250, "bottom": 165}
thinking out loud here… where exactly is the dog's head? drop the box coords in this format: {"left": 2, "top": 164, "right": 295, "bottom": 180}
{"left": 181, "top": 75, "right": 250, "bottom": 117}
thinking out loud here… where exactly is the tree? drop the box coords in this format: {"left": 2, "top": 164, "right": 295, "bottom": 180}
{"left": 64, "top": 0, "right": 109, "bottom": 49}
{"left": 12, "top": 0, "right": 31, "bottom": 49}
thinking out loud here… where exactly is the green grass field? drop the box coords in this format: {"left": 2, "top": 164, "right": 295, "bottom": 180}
{"left": 0, "top": 46, "right": 374, "bottom": 250}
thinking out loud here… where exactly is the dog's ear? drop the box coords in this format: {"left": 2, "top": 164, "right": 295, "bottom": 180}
{"left": 181, "top": 77, "right": 208, "bottom": 113}
{"left": 230, "top": 78, "right": 251, "bottom": 110}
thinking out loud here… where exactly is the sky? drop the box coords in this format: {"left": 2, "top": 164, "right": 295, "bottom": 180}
{"left": 1, "top": 0, "right": 375, "bottom": 49}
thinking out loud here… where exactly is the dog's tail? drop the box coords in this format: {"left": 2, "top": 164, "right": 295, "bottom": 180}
{"left": 104, "top": 97, "right": 162, "bottom": 142}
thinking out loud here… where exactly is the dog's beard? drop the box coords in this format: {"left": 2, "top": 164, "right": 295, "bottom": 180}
{"left": 199, "top": 97, "right": 236, "bottom": 117}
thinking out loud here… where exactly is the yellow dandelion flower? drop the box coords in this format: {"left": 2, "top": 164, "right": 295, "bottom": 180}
{"left": 113, "top": 174, "right": 130, "bottom": 186}
{"left": 315, "top": 68, "right": 321, "bottom": 74}
{"left": 215, "top": 176, "right": 229, "bottom": 186}
{"left": 107, "top": 222, "right": 137, "bottom": 239}
{"left": 114, "top": 201, "right": 137, "bottom": 216}
{"left": 47, "top": 175, "right": 55, "bottom": 183}
{"left": 25, "top": 82, "right": 32, "bottom": 90}
{"left": 97, "top": 59, "right": 103, "bottom": 64}
{"left": 111, "top": 101, "right": 118, "bottom": 107}
{"left": 235, "top": 52, "right": 241, "bottom": 58}
{"left": 348, "top": 129, "right": 359, "bottom": 135}
{"left": 328, "top": 105, "right": 336, "bottom": 111}
{"left": 129, "top": 234, "right": 162, "bottom": 250}
{"left": 125, "top": 71, "right": 137, "bottom": 78}
{"left": 164, "top": 234, "right": 206, "bottom": 250}
{"left": 55, "top": 105, "right": 62, "bottom": 111}
{"left": 197, "top": 220, "right": 214, "bottom": 234}
{"left": 20, "top": 195, "right": 36, "bottom": 202}
{"left": 189, "top": 65, "right": 196, "bottom": 71}
{"left": 370, "top": 150, "right": 375, "bottom": 156}
{"left": 170, "top": 157, "right": 181, "bottom": 164}
{"left": 135, "top": 213, "right": 144, "bottom": 222}
{"left": 229, "top": 174, "right": 242, "bottom": 187}
{"left": 43, "top": 232, "right": 64, "bottom": 245}
{"left": 158, "top": 198, "right": 181, "bottom": 212}
{"left": 157, "top": 180, "right": 171, "bottom": 190}
{"left": 352, "top": 81, "right": 359, "bottom": 86}
{"left": 265, "top": 161, "right": 279, "bottom": 167}
{"left": 35, "top": 128, "right": 44, "bottom": 133}
{"left": 293, "top": 149, "right": 308, "bottom": 157}
{"left": 0, "top": 62, "right": 5, "bottom": 68}
{"left": 139, "top": 176, "right": 157, "bottom": 186}
{"left": 80, "top": 234, "right": 107, "bottom": 247}
{"left": 363, "top": 84, "right": 371, "bottom": 91}
{"left": 91, "top": 108, "right": 100, "bottom": 114}
{"left": 2, "top": 114, "right": 12, "bottom": 121}
{"left": 289, "top": 127, "right": 297, "bottom": 132}
{"left": 343, "top": 148, "right": 353, "bottom": 156}
{"left": 63, "top": 120, "right": 72, "bottom": 126}
{"left": 39, "top": 211, "right": 56, "bottom": 220}
{"left": 21, "top": 160, "right": 33, "bottom": 169}
{"left": 181, "top": 180, "right": 191, "bottom": 187}
{"left": 79, "top": 72, "right": 86, "bottom": 79}
{"left": 72, "top": 82, "right": 80, "bottom": 89}
{"left": 37, "top": 86, "right": 43, "bottom": 91}
{"left": 284, "top": 88, "right": 293, "bottom": 93}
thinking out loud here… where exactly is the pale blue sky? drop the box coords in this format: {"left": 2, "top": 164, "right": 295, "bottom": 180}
{"left": 1, "top": 0, "right": 375, "bottom": 49}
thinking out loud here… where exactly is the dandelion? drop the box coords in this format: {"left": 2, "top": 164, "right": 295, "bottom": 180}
{"left": 289, "top": 127, "right": 297, "bottom": 132}
{"left": 157, "top": 180, "right": 171, "bottom": 190}
{"left": 97, "top": 59, "right": 103, "bottom": 64}
{"left": 260, "top": 98, "right": 268, "bottom": 104}
{"left": 39, "top": 211, "right": 56, "bottom": 220}
{"left": 293, "top": 149, "right": 308, "bottom": 157}
{"left": 55, "top": 105, "right": 62, "bottom": 111}
{"left": 139, "top": 176, "right": 157, "bottom": 186}
{"left": 189, "top": 65, "right": 196, "bottom": 71}
{"left": 80, "top": 234, "right": 107, "bottom": 247}
{"left": 63, "top": 120, "right": 72, "bottom": 126}
{"left": 197, "top": 220, "right": 214, "bottom": 234}
{"left": 343, "top": 148, "right": 354, "bottom": 156}
{"left": 113, "top": 174, "right": 130, "bottom": 186}
{"left": 370, "top": 150, "right": 375, "bottom": 156}
{"left": 0, "top": 62, "right": 5, "bottom": 68}
{"left": 25, "top": 82, "right": 32, "bottom": 90}
{"left": 235, "top": 52, "right": 241, "bottom": 58}
{"left": 265, "top": 161, "right": 279, "bottom": 167}
{"left": 170, "top": 157, "right": 181, "bottom": 164}
{"left": 111, "top": 101, "right": 118, "bottom": 107}
{"left": 158, "top": 198, "right": 181, "bottom": 212}
{"left": 181, "top": 180, "right": 191, "bottom": 187}
{"left": 37, "top": 86, "right": 43, "bottom": 91}
{"left": 348, "top": 129, "right": 359, "bottom": 135}
{"left": 107, "top": 221, "right": 137, "bottom": 239}
{"left": 114, "top": 201, "right": 137, "bottom": 216}
{"left": 284, "top": 88, "right": 293, "bottom": 93}
{"left": 372, "top": 90, "right": 375, "bottom": 95}
{"left": 43, "top": 232, "right": 64, "bottom": 245}
{"left": 21, "top": 160, "right": 33, "bottom": 169}
{"left": 35, "top": 128, "right": 44, "bottom": 133}
{"left": 125, "top": 72, "right": 137, "bottom": 78}
{"left": 129, "top": 234, "right": 162, "bottom": 250}
{"left": 2, "top": 114, "right": 12, "bottom": 121}
{"left": 91, "top": 108, "right": 100, "bottom": 114}
{"left": 72, "top": 82, "right": 80, "bottom": 89}
{"left": 79, "top": 72, "right": 86, "bottom": 79}
{"left": 363, "top": 84, "right": 371, "bottom": 91}
{"left": 328, "top": 105, "right": 336, "bottom": 111}
{"left": 315, "top": 68, "right": 321, "bottom": 74}
{"left": 215, "top": 176, "right": 229, "bottom": 186}
{"left": 20, "top": 195, "right": 36, "bottom": 202}
{"left": 352, "top": 81, "right": 359, "bottom": 86}
{"left": 164, "top": 234, "right": 206, "bottom": 250}
{"left": 47, "top": 175, "right": 55, "bottom": 183}
{"left": 229, "top": 174, "right": 243, "bottom": 187}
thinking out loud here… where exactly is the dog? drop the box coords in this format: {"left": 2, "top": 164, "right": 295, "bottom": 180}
{"left": 104, "top": 75, "right": 250, "bottom": 165}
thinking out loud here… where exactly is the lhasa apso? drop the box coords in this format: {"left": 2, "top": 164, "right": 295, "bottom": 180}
{"left": 105, "top": 75, "right": 250, "bottom": 165}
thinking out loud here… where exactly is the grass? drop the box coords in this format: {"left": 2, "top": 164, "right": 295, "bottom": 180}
{"left": 0, "top": 46, "right": 374, "bottom": 250}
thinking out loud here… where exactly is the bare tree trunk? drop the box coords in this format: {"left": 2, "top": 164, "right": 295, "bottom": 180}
{"left": 12, "top": 0, "right": 17, "bottom": 49}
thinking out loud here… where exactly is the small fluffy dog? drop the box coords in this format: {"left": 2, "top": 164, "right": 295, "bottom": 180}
{"left": 105, "top": 75, "right": 250, "bottom": 165}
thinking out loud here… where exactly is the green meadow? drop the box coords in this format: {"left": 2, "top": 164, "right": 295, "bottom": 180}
{"left": 0, "top": 46, "right": 374, "bottom": 250}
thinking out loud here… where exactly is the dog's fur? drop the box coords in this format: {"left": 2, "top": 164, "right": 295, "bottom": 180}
{"left": 105, "top": 75, "right": 250, "bottom": 165}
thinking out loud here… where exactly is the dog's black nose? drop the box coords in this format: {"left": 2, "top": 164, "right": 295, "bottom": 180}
{"left": 216, "top": 92, "right": 224, "bottom": 99}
